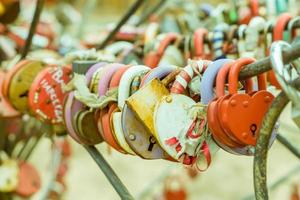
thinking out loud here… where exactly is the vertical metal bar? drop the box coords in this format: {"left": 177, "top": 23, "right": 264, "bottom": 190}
{"left": 21, "top": 0, "right": 45, "bottom": 59}
{"left": 84, "top": 145, "right": 134, "bottom": 200}
{"left": 96, "top": 0, "right": 145, "bottom": 50}
{"left": 254, "top": 78, "right": 300, "bottom": 200}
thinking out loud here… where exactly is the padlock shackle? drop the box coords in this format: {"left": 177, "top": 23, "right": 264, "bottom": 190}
{"left": 273, "top": 13, "right": 293, "bottom": 41}
{"left": 249, "top": 0, "right": 259, "bottom": 16}
{"left": 229, "top": 57, "right": 263, "bottom": 95}
{"left": 193, "top": 28, "right": 209, "bottom": 59}
{"left": 157, "top": 32, "right": 180, "bottom": 56}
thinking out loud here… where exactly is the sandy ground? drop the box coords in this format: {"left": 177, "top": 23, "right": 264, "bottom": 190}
{"left": 27, "top": 102, "right": 300, "bottom": 200}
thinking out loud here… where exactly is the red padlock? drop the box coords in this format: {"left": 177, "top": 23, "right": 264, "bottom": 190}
{"left": 207, "top": 61, "right": 246, "bottom": 148}
{"left": 16, "top": 161, "right": 41, "bottom": 197}
{"left": 28, "top": 66, "right": 72, "bottom": 124}
{"left": 193, "top": 28, "right": 212, "bottom": 60}
{"left": 218, "top": 57, "right": 274, "bottom": 146}
{"left": 163, "top": 176, "right": 187, "bottom": 200}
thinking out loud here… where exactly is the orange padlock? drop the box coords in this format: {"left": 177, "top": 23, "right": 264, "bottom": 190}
{"left": 163, "top": 176, "right": 187, "bottom": 200}
{"left": 218, "top": 57, "right": 274, "bottom": 146}
{"left": 207, "top": 61, "right": 246, "bottom": 149}
{"left": 193, "top": 28, "right": 212, "bottom": 60}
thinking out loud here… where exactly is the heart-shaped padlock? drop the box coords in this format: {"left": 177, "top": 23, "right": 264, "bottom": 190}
{"left": 201, "top": 59, "right": 250, "bottom": 155}
{"left": 15, "top": 161, "right": 41, "bottom": 197}
{"left": 218, "top": 57, "right": 274, "bottom": 146}
{"left": 206, "top": 60, "right": 251, "bottom": 154}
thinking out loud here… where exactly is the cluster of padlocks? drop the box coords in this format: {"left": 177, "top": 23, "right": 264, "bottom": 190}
{"left": 1, "top": 0, "right": 300, "bottom": 199}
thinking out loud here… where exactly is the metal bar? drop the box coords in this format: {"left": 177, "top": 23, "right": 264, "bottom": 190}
{"left": 84, "top": 145, "right": 134, "bottom": 200}
{"left": 136, "top": 0, "right": 167, "bottom": 26}
{"left": 277, "top": 134, "right": 300, "bottom": 159}
{"left": 243, "top": 164, "right": 300, "bottom": 200}
{"left": 96, "top": 0, "right": 145, "bottom": 50}
{"left": 254, "top": 78, "right": 300, "bottom": 200}
{"left": 239, "top": 42, "right": 300, "bottom": 80}
{"left": 21, "top": 0, "right": 45, "bottom": 59}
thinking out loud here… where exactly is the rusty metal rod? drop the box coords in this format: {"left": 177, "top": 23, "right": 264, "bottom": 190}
{"left": 254, "top": 78, "right": 300, "bottom": 200}
{"left": 136, "top": 0, "right": 167, "bottom": 26}
{"left": 239, "top": 42, "right": 300, "bottom": 80}
{"left": 96, "top": 0, "right": 145, "bottom": 50}
{"left": 21, "top": 0, "right": 45, "bottom": 59}
{"left": 84, "top": 145, "right": 134, "bottom": 200}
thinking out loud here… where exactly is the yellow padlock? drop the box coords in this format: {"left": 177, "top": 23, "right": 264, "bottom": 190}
{"left": 126, "top": 79, "right": 169, "bottom": 135}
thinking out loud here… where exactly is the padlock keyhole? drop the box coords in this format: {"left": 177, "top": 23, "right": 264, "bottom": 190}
{"left": 250, "top": 124, "right": 257, "bottom": 137}
{"left": 148, "top": 136, "right": 156, "bottom": 151}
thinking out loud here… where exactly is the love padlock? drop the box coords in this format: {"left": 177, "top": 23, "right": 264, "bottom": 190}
{"left": 205, "top": 60, "right": 257, "bottom": 155}
{"left": 15, "top": 161, "right": 41, "bottom": 197}
{"left": 28, "top": 66, "right": 72, "bottom": 124}
{"left": 110, "top": 65, "right": 151, "bottom": 154}
{"left": 3, "top": 60, "right": 46, "bottom": 113}
{"left": 163, "top": 176, "right": 187, "bottom": 200}
{"left": 218, "top": 57, "right": 274, "bottom": 146}
{"left": 123, "top": 66, "right": 177, "bottom": 159}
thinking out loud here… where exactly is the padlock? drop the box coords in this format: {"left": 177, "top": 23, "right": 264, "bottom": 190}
{"left": 192, "top": 28, "right": 212, "bottom": 60}
{"left": 163, "top": 176, "right": 187, "bottom": 200}
{"left": 249, "top": 0, "right": 260, "bottom": 16}
{"left": 118, "top": 65, "right": 150, "bottom": 109}
{"left": 74, "top": 110, "right": 103, "bottom": 145}
{"left": 123, "top": 66, "right": 177, "bottom": 159}
{"left": 106, "top": 65, "right": 151, "bottom": 154}
{"left": 126, "top": 78, "right": 169, "bottom": 136}
{"left": 0, "top": 156, "right": 18, "bottom": 192}
{"left": 0, "top": 0, "right": 20, "bottom": 24}
{"left": 152, "top": 61, "right": 212, "bottom": 164}
{"left": 205, "top": 60, "right": 252, "bottom": 155}
{"left": 15, "top": 161, "right": 41, "bottom": 197}
{"left": 218, "top": 57, "right": 274, "bottom": 146}
{"left": 3, "top": 60, "right": 46, "bottom": 113}
{"left": 0, "top": 71, "right": 20, "bottom": 118}
{"left": 100, "top": 104, "right": 127, "bottom": 153}
{"left": 28, "top": 66, "right": 72, "bottom": 124}
{"left": 97, "top": 63, "right": 124, "bottom": 96}
{"left": 64, "top": 62, "right": 106, "bottom": 144}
